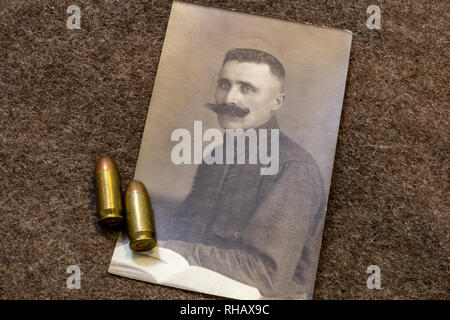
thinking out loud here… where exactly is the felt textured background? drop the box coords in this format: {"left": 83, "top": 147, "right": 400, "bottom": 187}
{"left": 0, "top": 0, "right": 448, "bottom": 299}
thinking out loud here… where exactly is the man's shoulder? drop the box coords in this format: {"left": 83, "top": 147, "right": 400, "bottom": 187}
{"left": 278, "top": 131, "right": 326, "bottom": 203}
{"left": 278, "top": 131, "right": 319, "bottom": 170}
{"left": 278, "top": 131, "right": 324, "bottom": 184}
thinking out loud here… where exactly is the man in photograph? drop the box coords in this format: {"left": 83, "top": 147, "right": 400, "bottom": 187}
{"left": 161, "top": 48, "right": 325, "bottom": 298}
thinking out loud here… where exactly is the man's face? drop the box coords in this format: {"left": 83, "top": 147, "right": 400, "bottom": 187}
{"left": 214, "top": 60, "right": 285, "bottom": 129}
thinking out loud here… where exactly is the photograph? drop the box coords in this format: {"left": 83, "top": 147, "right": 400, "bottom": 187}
{"left": 109, "top": 1, "right": 352, "bottom": 300}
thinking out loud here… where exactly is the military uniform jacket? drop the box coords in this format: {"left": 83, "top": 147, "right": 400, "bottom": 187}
{"left": 166, "top": 116, "right": 326, "bottom": 298}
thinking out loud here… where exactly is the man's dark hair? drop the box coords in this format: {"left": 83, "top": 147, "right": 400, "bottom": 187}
{"left": 223, "top": 48, "right": 285, "bottom": 81}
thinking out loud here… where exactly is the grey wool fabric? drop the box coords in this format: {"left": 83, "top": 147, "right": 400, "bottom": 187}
{"left": 0, "top": 0, "right": 448, "bottom": 299}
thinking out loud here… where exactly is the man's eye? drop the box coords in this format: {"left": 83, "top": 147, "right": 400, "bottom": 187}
{"left": 218, "top": 81, "right": 230, "bottom": 90}
{"left": 240, "top": 85, "right": 252, "bottom": 93}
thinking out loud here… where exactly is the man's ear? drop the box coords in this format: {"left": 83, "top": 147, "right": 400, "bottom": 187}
{"left": 272, "top": 93, "right": 286, "bottom": 112}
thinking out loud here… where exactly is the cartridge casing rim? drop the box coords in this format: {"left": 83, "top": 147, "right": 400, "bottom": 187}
{"left": 129, "top": 237, "right": 157, "bottom": 252}
{"left": 98, "top": 214, "right": 125, "bottom": 227}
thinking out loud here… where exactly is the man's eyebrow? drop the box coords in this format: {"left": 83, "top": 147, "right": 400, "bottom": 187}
{"left": 217, "top": 78, "right": 230, "bottom": 84}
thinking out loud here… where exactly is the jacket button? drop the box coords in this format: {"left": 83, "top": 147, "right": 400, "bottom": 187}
{"left": 234, "top": 232, "right": 241, "bottom": 238}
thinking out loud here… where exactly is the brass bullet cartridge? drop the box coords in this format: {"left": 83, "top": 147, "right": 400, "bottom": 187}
{"left": 124, "top": 180, "right": 157, "bottom": 251}
{"left": 94, "top": 157, "right": 124, "bottom": 227}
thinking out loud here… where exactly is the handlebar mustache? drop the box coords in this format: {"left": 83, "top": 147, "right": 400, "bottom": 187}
{"left": 205, "top": 103, "right": 250, "bottom": 118}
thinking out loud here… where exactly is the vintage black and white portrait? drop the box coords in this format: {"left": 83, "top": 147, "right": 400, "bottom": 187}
{"left": 109, "top": 1, "right": 352, "bottom": 300}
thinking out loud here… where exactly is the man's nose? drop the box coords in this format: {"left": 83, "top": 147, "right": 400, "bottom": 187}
{"left": 224, "top": 86, "right": 240, "bottom": 105}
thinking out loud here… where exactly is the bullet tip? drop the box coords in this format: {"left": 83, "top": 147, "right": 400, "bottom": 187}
{"left": 95, "top": 157, "right": 118, "bottom": 174}
{"left": 125, "top": 180, "right": 148, "bottom": 196}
